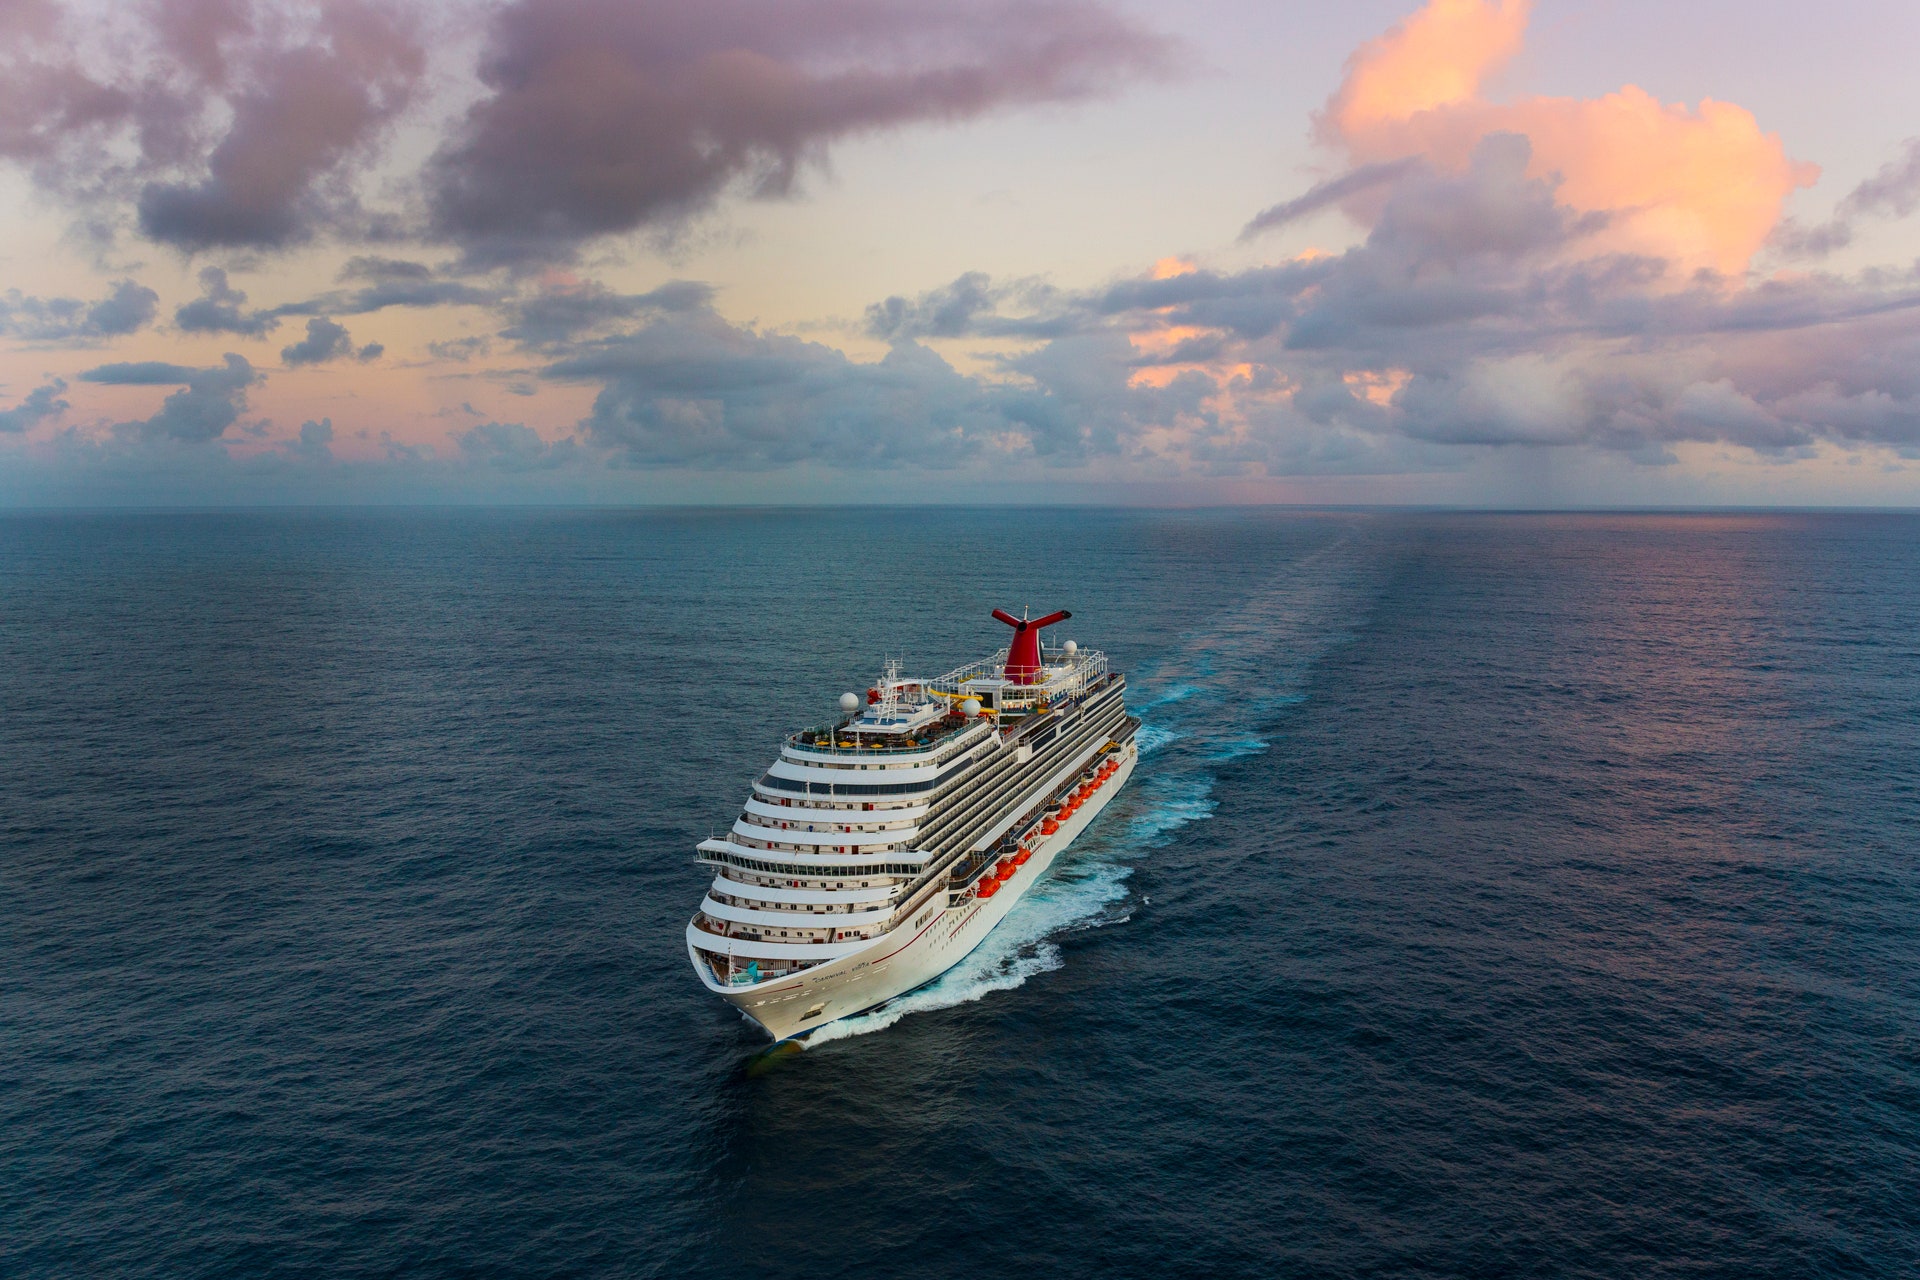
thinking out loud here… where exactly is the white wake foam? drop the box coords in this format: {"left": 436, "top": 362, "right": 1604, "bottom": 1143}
{"left": 805, "top": 858, "right": 1135, "bottom": 1045}
{"left": 1123, "top": 774, "right": 1218, "bottom": 843}
{"left": 1137, "top": 682, "right": 1203, "bottom": 710}
{"left": 1204, "top": 735, "right": 1269, "bottom": 762}
{"left": 1134, "top": 723, "right": 1181, "bottom": 754}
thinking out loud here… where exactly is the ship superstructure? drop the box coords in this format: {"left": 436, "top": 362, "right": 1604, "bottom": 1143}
{"left": 687, "top": 608, "right": 1139, "bottom": 1041}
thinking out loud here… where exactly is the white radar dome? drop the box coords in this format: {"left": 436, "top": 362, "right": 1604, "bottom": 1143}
{"left": 959, "top": 697, "right": 982, "bottom": 717}
{"left": 839, "top": 692, "right": 860, "bottom": 713}
{"left": 1063, "top": 640, "right": 1078, "bottom": 656}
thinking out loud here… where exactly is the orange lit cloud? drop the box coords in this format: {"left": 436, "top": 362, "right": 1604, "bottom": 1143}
{"left": 1323, "top": 0, "right": 1529, "bottom": 130}
{"left": 1320, "top": 0, "right": 1815, "bottom": 276}
{"left": 1127, "top": 360, "right": 1256, "bottom": 391}
{"left": 1343, "top": 368, "right": 1412, "bottom": 407}
{"left": 1127, "top": 323, "right": 1211, "bottom": 357}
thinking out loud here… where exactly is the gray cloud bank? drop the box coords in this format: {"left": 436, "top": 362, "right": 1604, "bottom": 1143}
{"left": 35, "top": 129, "right": 1915, "bottom": 493}
{"left": 1, "top": 281, "right": 159, "bottom": 342}
{"left": 4, "top": 7, "right": 1920, "bottom": 498}
{"left": 530, "top": 134, "right": 1920, "bottom": 477}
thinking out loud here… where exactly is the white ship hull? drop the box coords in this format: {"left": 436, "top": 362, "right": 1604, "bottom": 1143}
{"left": 690, "top": 741, "right": 1137, "bottom": 1043}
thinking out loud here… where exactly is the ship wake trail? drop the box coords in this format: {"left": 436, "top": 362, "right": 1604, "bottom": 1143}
{"left": 807, "top": 521, "right": 1387, "bottom": 1045}
{"left": 802, "top": 860, "right": 1134, "bottom": 1046}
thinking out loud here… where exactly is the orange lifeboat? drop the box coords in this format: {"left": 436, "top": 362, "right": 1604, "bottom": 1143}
{"left": 996, "top": 860, "right": 1016, "bottom": 881}
{"left": 1013, "top": 847, "right": 1033, "bottom": 865}
{"left": 1041, "top": 819, "right": 1060, "bottom": 835}
{"left": 977, "top": 878, "right": 999, "bottom": 898}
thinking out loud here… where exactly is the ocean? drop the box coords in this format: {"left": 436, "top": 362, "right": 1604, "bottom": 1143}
{"left": 3, "top": 508, "right": 1916, "bottom": 1278}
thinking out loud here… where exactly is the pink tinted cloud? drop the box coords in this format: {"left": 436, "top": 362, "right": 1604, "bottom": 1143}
{"left": 1318, "top": 0, "right": 1815, "bottom": 277}
{"left": 0, "top": 0, "right": 425, "bottom": 251}
{"left": 429, "top": 0, "right": 1178, "bottom": 265}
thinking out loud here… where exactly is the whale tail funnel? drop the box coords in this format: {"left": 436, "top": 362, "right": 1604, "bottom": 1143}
{"left": 992, "top": 608, "right": 1071, "bottom": 685}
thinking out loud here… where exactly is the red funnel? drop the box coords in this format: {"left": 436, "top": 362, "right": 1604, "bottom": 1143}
{"left": 992, "top": 608, "right": 1070, "bottom": 684}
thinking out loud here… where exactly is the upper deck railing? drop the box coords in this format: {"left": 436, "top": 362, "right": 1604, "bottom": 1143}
{"left": 785, "top": 645, "right": 1108, "bottom": 757}
{"left": 787, "top": 715, "right": 979, "bottom": 757}
{"left": 929, "top": 645, "right": 1108, "bottom": 706}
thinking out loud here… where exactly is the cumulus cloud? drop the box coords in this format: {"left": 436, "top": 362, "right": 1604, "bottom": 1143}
{"left": 547, "top": 308, "right": 1023, "bottom": 468}
{"left": 91, "top": 353, "right": 261, "bottom": 442}
{"left": 174, "top": 267, "right": 280, "bottom": 336}
{"left": 491, "top": 278, "right": 718, "bottom": 351}
{"left": 84, "top": 281, "right": 164, "bottom": 336}
{"left": 0, "top": 280, "right": 159, "bottom": 341}
{"left": 0, "top": 378, "right": 69, "bottom": 432}
{"left": 1314, "top": 0, "right": 1814, "bottom": 277}
{"left": 294, "top": 416, "right": 335, "bottom": 459}
{"left": 169, "top": 260, "right": 494, "bottom": 347}
{"left": 281, "top": 316, "right": 367, "bottom": 365}
{"left": 539, "top": 293, "right": 1236, "bottom": 469}
{"left": 864, "top": 272, "right": 1074, "bottom": 341}
{"left": 426, "top": 0, "right": 1175, "bottom": 264}
{"left": 456, "top": 419, "right": 581, "bottom": 470}
{"left": 499, "top": 278, "right": 716, "bottom": 349}
{"left": 428, "top": 335, "right": 493, "bottom": 363}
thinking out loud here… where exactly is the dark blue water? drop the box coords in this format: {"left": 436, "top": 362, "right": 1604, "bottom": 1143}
{"left": 3, "top": 509, "right": 1917, "bottom": 1278}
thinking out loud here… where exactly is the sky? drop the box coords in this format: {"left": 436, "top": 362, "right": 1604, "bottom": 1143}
{"left": 2, "top": 0, "right": 1919, "bottom": 507}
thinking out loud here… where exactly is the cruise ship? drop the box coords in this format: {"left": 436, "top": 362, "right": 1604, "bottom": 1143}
{"left": 687, "top": 608, "right": 1139, "bottom": 1042}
